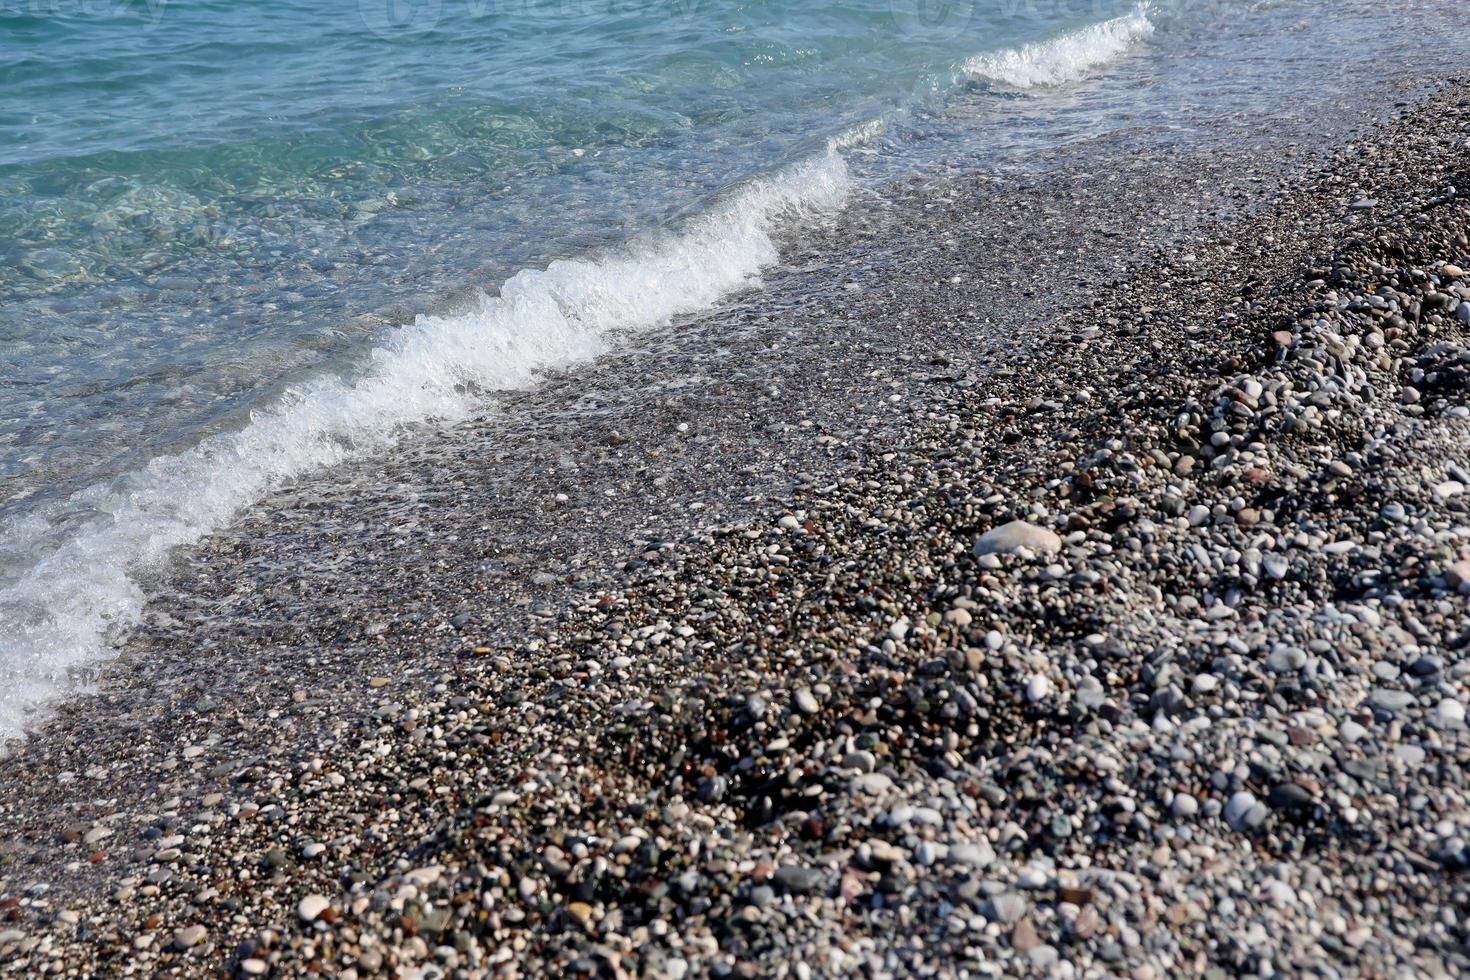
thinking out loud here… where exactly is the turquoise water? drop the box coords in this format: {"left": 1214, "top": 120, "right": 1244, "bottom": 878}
{"left": 0, "top": 0, "right": 1138, "bottom": 505}
{"left": 2, "top": 0, "right": 1468, "bottom": 737}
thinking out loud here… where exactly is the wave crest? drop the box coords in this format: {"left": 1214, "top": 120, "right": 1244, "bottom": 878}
{"left": 964, "top": 3, "right": 1155, "bottom": 90}
{"left": 0, "top": 149, "right": 851, "bottom": 742}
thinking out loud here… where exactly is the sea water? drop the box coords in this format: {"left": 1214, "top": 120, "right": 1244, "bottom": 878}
{"left": 0, "top": 0, "right": 1465, "bottom": 736}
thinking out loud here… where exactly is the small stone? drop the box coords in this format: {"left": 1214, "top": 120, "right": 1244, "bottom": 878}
{"left": 990, "top": 893, "right": 1027, "bottom": 924}
{"left": 867, "top": 839, "right": 904, "bottom": 866}
{"left": 1029, "top": 944, "right": 1059, "bottom": 969}
{"left": 772, "top": 865, "right": 824, "bottom": 895}
{"left": 1434, "top": 482, "right": 1465, "bottom": 501}
{"left": 1368, "top": 688, "right": 1415, "bottom": 713}
{"left": 239, "top": 959, "right": 268, "bottom": 976}
{"left": 1410, "top": 655, "right": 1443, "bottom": 677}
{"left": 1225, "top": 791, "right": 1261, "bottom": 831}
{"left": 793, "top": 689, "right": 819, "bottom": 715}
{"left": 1011, "top": 918, "right": 1041, "bottom": 952}
{"left": 173, "top": 924, "right": 207, "bottom": 950}
{"left": 1058, "top": 885, "right": 1095, "bottom": 906}
{"left": 297, "top": 894, "right": 331, "bottom": 923}
{"left": 949, "top": 841, "right": 995, "bottom": 869}
{"left": 1267, "top": 647, "right": 1306, "bottom": 673}
{"left": 1263, "top": 878, "right": 1296, "bottom": 907}
{"left": 1025, "top": 674, "right": 1051, "bottom": 702}
{"left": 1266, "top": 783, "right": 1314, "bottom": 810}
{"left": 853, "top": 772, "right": 893, "bottom": 794}
{"left": 1395, "top": 744, "right": 1427, "bottom": 767}
{"left": 1076, "top": 675, "right": 1105, "bottom": 709}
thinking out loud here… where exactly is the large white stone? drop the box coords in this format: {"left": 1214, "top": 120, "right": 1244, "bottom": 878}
{"left": 974, "top": 520, "right": 1062, "bottom": 557}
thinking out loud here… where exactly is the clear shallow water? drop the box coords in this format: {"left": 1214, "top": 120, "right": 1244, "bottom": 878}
{"left": 0, "top": 0, "right": 1466, "bottom": 738}
{"left": 0, "top": 0, "right": 1139, "bottom": 504}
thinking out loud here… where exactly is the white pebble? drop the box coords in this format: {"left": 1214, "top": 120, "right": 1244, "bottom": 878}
{"left": 297, "top": 894, "right": 331, "bottom": 923}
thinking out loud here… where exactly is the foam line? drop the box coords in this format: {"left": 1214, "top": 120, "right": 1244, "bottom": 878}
{"left": 0, "top": 147, "right": 852, "bottom": 741}
{"left": 964, "top": 4, "right": 1155, "bottom": 90}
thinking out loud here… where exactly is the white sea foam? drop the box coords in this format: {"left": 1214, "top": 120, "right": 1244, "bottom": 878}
{"left": 964, "top": 4, "right": 1155, "bottom": 90}
{"left": 0, "top": 147, "right": 852, "bottom": 742}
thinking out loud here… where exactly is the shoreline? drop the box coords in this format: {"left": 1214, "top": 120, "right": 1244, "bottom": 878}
{"left": 3, "top": 76, "right": 1470, "bottom": 976}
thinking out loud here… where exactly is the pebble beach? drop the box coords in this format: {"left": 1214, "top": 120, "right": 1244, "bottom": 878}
{"left": 4, "top": 67, "right": 1470, "bottom": 980}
